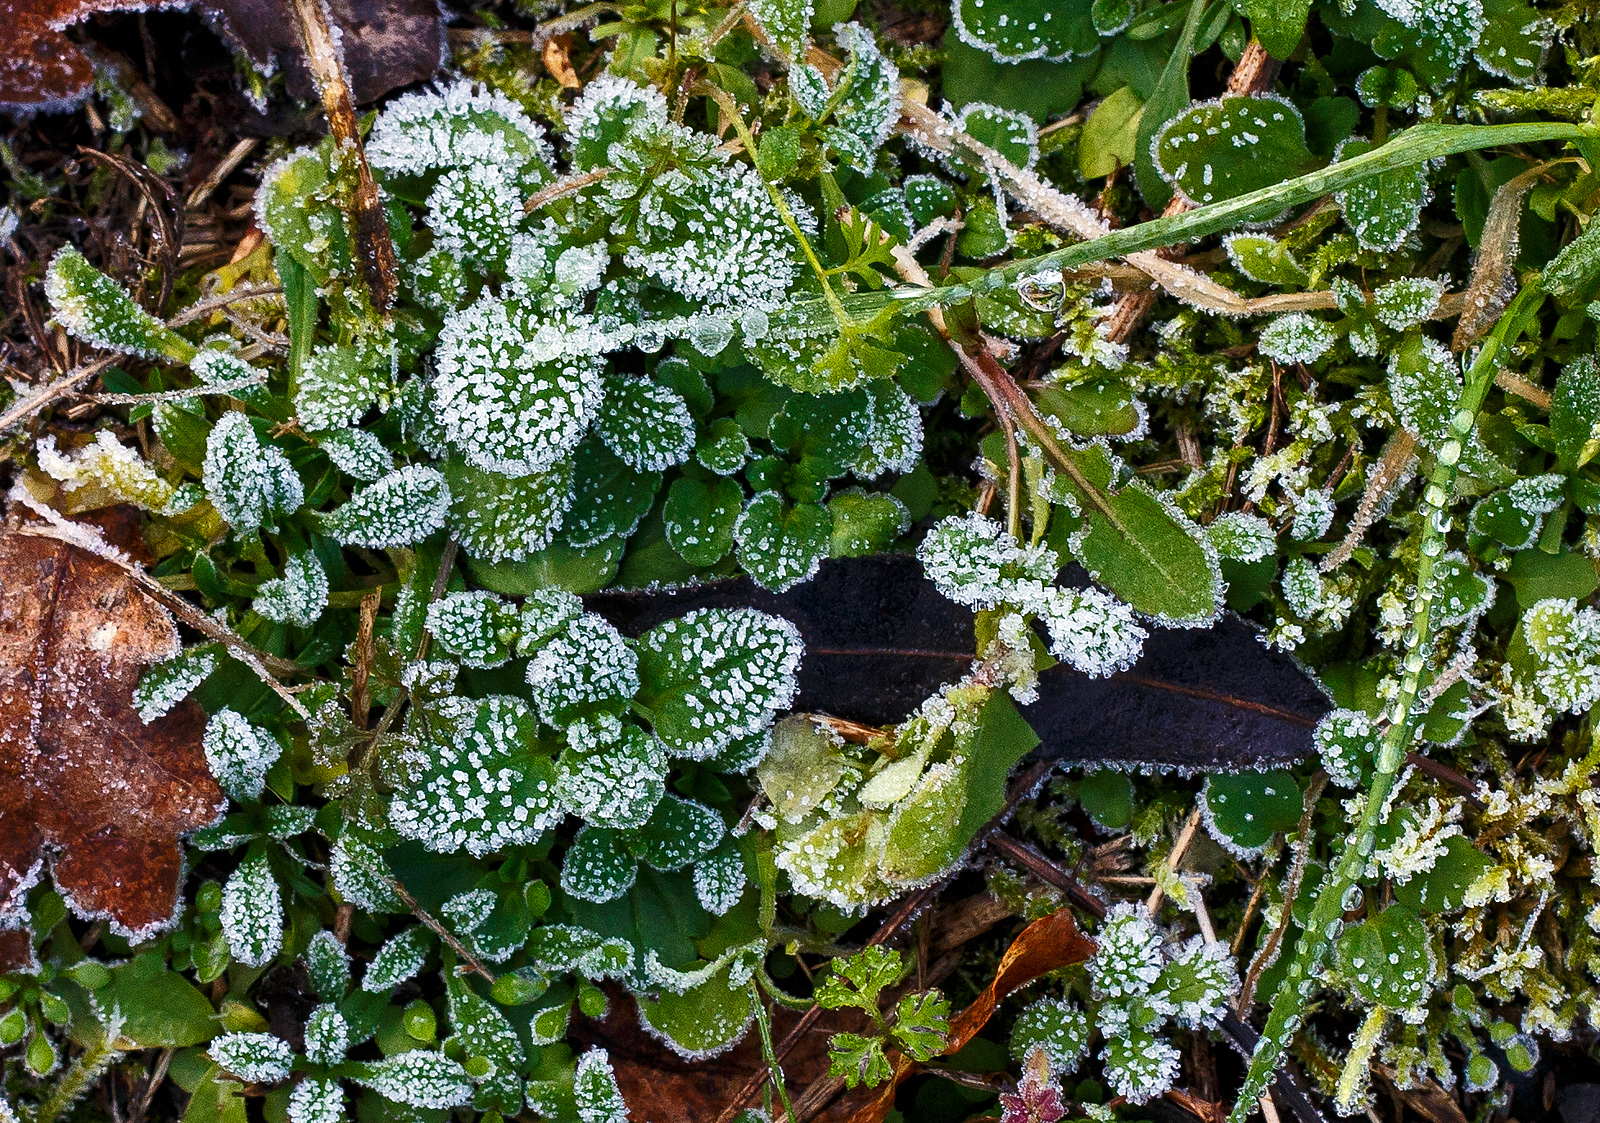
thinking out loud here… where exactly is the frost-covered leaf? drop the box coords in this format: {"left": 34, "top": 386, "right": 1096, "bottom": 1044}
{"left": 1335, "top": 138, "right": 1430, "bottom": 251}
{"left": 389, "top": 696, "right": 559, "bottom": 856}
{"left": 203, "top": 709, "right": 281, "bottom": 802}
{"left": 323, "top": 465, "right": 450, "bottom": 548}
{"left": 1208, "top": 511, "right": 1276, "bottom": 562}
{"left": 444, "top": 457, "right": 573, "bottom": 563}
{"left": 254, "top": 553, "right": 329, "bottom": 629}
{"left": 635, "top": 607, "right": 805, "bottom": 760}
{"left": 1468, "top": 474, "right": 1565, "bottom": 550}
{"left": 516, "top": 588, "right": 585, "bottom": 655}
{"left": 363, "top": 925, "right": 432, "bottom": 992}
{"left": 303, "top": 1004, "right": 349, "bottom": 1065}
{"left": 296, "top": 345, "right": 390, "bottom": 431}
{"left": 220, "top": 852, "right": 283, "bottom": 968}
{"left": 594, "top": 374, "right": 696, "bottom": 472}
{"left": 954, "top": 103, "right": 1040, "bottom": 172}
{"left": 303, "top": 930, "right": 351, "bottom": 1001}
{"left": 696, "top": 418, "right": 752, "bottom": 476}
{"left": 427, "top": 163, "right": 523, "bottom": 272}
{"left": 1373, "top": 277, "right": 1445, "bottom": 329}
{"left": 1200, "top": 770, "right": 1302, "bottom": 858}
{"left": 1224, "top": 234, "right": 1310, "bottom": 287}
{"left": 330, "top": 833, "right": 405, "bottom": 913}
{"left": 1474, "top": 0, "right": 1553, "bottom": 85}
{"left": 203, "top": 413, "right": 304, "bottom": 534}
{"left": 1154, "top": 95, "right": 1318, "bottom": 208}
{"left": 433, "top": 295, "right": 607, "bottom": 477}
{"left": 446, "top": 973, "right": 525, "bottom": 1114}
{"left": 1434, "top": 552, "right": 1495, "bottom": 626}
{"left": 1522, "top": 598, "right": 1600, "bottom": 714}
{"left": 917, "top": 512, "right": 1056, "bottom": 610}
{"left": 527, "top": 614, "right": 639, "bottom": 728}
{"left": 574, "top": 1048, "right": 630, "bottom": 1123}
{"left": 352, "top": 1050, "right": 474, "bottom": 1110}
{"left": 828, "top": 491, "right": 908, "bottom": 558}
{"left": 1039, "top": 586, "right": 1147, "bottom": 678}
{"left": 37, "top": 431, "right": 179, "bottom": 514}
{"left": 853, "top": 381, "right": 924, "bottom": 478}
{"left": 45, "top": 246, "right": 190, "bottom": 361}
{"left": 824, "top": 24, "right": 900, "bottom": 170}
{"left": 633, "top": 795, "right": 725, "bottom": 871}
{"left": 208, "top": 1032, "right": 293, "bottom": 1084}
{"left": 566, "top": 439, "right": 660, "bottom": 548}
{"left": 366, "top": 78, "right": 553, "bottom": 185}
{"left": 288, "top": 1077, "right": 344, "bottom": 1123}
{"left": 554, "top": 724, "right": 668, "bottom": 830}
{"left": 1336, "top": 905, "right": 1434, "bottom": 1009}
{"left": 1387, "top": 333, "right": 1461, "bottom": 451}
{"left": 1259, "top": 313, "right": 1339, "bottom": 364}
{"left": 1011, "top": 997, "right": 1091, "bottom": 1072}
{"left": 319, "top": 427, "right": 391, "bottom": 483}
{"left": 1315, "top": 708, "right": 1377, "bottom": 789}
{"left": 1152, "top": 937, "right": 1238, "bottom": 1028}
{"left": 1101, "top": 1026, "right": 1179, "bottom": 1104}
{"left": 665, "top": 476, "right": 743, "bottom": 567}
{"left": 1552, "top": 356, "right": 1600, "bottom": 474}
{"left": 560, "top": 827, "right": 638, "bottom": 903}
{"left": 524, "top": 924, "right": 635, "bottom": 980}
{"left": 735, "top": 493, "right": 833, "bottom": 591}
{"left": 426, "top": 591, "right": 519, "bottom": 668}
{"left": 748, "top": 0, "right": 813, "bottom": 58}
{"left": 952, "top": 0, "right": 1100, "bottom": 61}
{"left": 694, "top": 849, "right": 747, "bottom": 915}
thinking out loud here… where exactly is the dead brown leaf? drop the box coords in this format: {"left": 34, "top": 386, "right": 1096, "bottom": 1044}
{"left": 0, "top": 0, "right": 443, "bottom": 112}
{"left": 0, "top": 506, "right": 223, "bottom": 940}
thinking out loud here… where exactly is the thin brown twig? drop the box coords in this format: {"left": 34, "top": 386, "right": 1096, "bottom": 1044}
{"left": 0, "top": 357, "right": 118, "bottom": 436}
{"left": 1146, "top": 806, "right": 1203, "bottom": 914}
{"left": 286, "top": 0, "right": 398, "bottom": 311}
{"left": 126, "top": 1047, "right": 174, "bottom": 1123}
{"left": 523, "top": 168, "right": 612, "bottom": 214}
{"left": 167, "top": 283, "right": 284, "bottom": 327}
{"left": 388, "top": 878, "right": 497, "bottom": 983}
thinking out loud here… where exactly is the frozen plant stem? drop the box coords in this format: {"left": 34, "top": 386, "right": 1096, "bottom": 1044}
{"left": 751, "top": 986, "right": 798, "bottom": 1123}
{"left": 1225, "top": 285, "right": 1546, "bottom": 1123}
{"left": 286, "top": 0, "right": 398, "bottom": 311}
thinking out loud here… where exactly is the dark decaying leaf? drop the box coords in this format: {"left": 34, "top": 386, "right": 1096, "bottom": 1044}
{"left": 0, "top": 0, "right": 443, "bottom": 112}
{"left": 589, "top": 555, "right": 1330, "bottom": 772}
{"left": 0, "top": 507, "right": 223, "bottom": 940}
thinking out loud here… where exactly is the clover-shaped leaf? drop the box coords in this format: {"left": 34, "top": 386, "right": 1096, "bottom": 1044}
{"left": 595, "top": 374, "right": 696, "bottom": 473}
{"left": 1335, "top": 138, "right": 1430, "bottom": 251}
{"left": 952, "top": 0, "right": 1100, "bottom": 62}
{"left": 665, "top": 477, "right": 743, "bottom": 567}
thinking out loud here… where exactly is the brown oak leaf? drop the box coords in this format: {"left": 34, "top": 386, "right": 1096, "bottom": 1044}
{"left": 0, "top": 509, "right": 223, "bottom": 941}
{"left": 0, "top": 0, "right": 443, "bottom": 112}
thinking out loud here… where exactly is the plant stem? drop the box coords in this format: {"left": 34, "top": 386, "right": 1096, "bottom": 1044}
{"left": 772, "top": 121, "right": 1597, "bottom": 328}
{"left": 35, "top": 1032, "right": 123, "bottom": 1123}
{"left": 750, "top": 986, "right": 799, "bottom": 1123}
{"left": 1224, "top": 285, "right": 1545, "bottom": 1123}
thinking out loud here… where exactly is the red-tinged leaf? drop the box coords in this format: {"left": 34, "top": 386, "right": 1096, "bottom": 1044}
{"left": 0, "top": 509, "right": 224, "bottom": 940}
{"left": 589, "top": 555, "right": 1329, "bottom": 772}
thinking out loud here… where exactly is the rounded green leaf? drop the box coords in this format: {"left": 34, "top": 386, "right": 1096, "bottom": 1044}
{"left": 664, "top": 477, "right": 743, "bottom": 567}
{"left": 1200, "top": 770, "right": 1302, "bottom": 857}
{"left": 1335, "top": 905, "right": 1434, "bottom": 1009}
{"left": 1154, "top": 94, "right": 1319, "bottom": 208}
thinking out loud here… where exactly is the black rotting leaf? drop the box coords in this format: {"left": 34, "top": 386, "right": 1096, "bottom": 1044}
{"left": 588, "top": 555, "right": 1329, "bottom": 771}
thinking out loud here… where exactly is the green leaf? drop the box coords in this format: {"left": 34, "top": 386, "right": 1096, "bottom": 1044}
{"left": 1240, "top": 0, "right": 1312, "bottom": 59}
{"left": 1201, "top": 770, "right": 1302, "bottom": 857}
{"left": 1393, "top": 836, "right": 1494, "bottom": 914}
{"left": 637, "top": 965, "right": 757, "bottom": 1061}
{"left": 566, "top": 439, "right": 660, "bottom": 549}
{"left": 891, "top": 991, "right": 952, "bottom": 1061}
{"left": 444, "top": 456, "right": 575, "bottom": 564}
{"left": 1433, "top": 552, "right": 1495, "bottom": 627}
{"left": 595, "top": 374, "right": 696, "bottom": 472}
{"left": 825, "top": 24, "right": 901, "bottom": 170}
{"left": 631, "top": 795, "right": 726, "bottom": 872}
{"left": 749, "top": 0, "right": 813, "bottom": 57}
{"left": 1224, "top": 234, "right": 1310, "bottom": 287}
{"left": 526, "top": 614, "right": 639, "bottom": 728}
{"left": 1133, "top": 0, "right": 1217, "bottom": 207}
{"left": 1048, "top": 442, "right": 1222, "bottom": 624}
{"left": 1077, "top": 769, "right": 1135, "bottom": 829}
{"left": 465, "top": 536, "right": 624, "bottom": 597}
{"left": 560, "top": 827, "right": 640, "bottom": 903}
{"left": 1154, "top": 94, "right": 1320, "bottom": 208}
{"left": 635, "top": 607, "right": 804, "bottom": 759}
{"left": 181, "top": 1065, "right": 248, "bottom": 1123}
{"left": 1475, "top": 0, "right": 1554, "bottom": 86}
{"left": 664, "top": 477, "right": 743, "bottom": 567}
{"left": 1079, "top": 86, "right": 1144, "bottom": 178}
{"left": 1335, "top": 138, "right": 1430, "bottom": 252}
{"left": 1468, "top": 475, "right": 1565, "bottom": 551}
{"left": 828, "top": 1032, "right": 895, "bottom": 1088}
{"left": 735, "top": 493, "right": 834, "bottom": 592}
{"left": 770, "top": 389, "right": 875, "bottom": 479}
{"left": 951, "top": 0, "right": 1100, "bottom": 62}
{"left": 554, "top": 725, "right": 668, "bottom": 830}
{"left": 816, "top": 946, "right": 905, "bottom": 1011}
{"left": 1336, "top": 905, "right": 1434, "bottom": 1009}
{"left": 1504, "top": 548, "right": 1599, "bottom": 609}
{"left": 828, "top": 491, "right": 908, "bottom": 557}
{"left": 446, "top": 974, "right": 525, "bottom": 1115}
{"left": 1552, "top": 356, "right": 1600, "bottom": 474}
{"left": 1034, "top": 380, "right": 1144, "bottom": 438}
{"left": 101, "top": 954, "right": 218, "bottom": 1046}
{"left": 352, "top": 1050, "right": 474, "bottom": 1110}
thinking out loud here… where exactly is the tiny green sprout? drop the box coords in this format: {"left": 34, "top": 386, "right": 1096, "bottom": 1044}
{"left": 0, "top": 1005, "right": 26, "bottom": 1044}
{"left": 44, "top": 246, "right": 196, "bottom": 363}
{"left": 26, "top": 1024, "right": 59, "bottom": 1076}
{"left": 820, "top": 946, "right": 951, "bottom": 1086}
{"left": 403, "top": 999, "right": 438, "bottom": 1042}
{"left": 578, "top": 981, "right": 609, "bottom": 1018}
{"left": 491, "top": 969, "right": 549, "bottom": 1007}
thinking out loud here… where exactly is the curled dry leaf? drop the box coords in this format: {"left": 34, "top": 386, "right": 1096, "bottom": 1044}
{"left": 0, "top": 0, "right": 443, "bottom": 112}
{"left": 0, "top": 507, "right": 223, "bottom": 940}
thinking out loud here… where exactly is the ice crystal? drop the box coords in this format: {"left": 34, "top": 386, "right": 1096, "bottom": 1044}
{"left": 917, "top": 513, "right": 1058, "bottom": 611}
{"left": 388, "top": 694, "right": 559, "bottom": 855}
{"left": 221, "top": 852, "right": 283, "bottom": 967}
{"left": 203, "top": 709, "right": 282, "bottom": 801}
{"left": 594, "top": 374, "right": 696, "bottom": 471}
{"left": 427, "top": 590, "right": 519, "bottom": 668}
{"left": 527, "top": 614, "right": 640, "bottom": 728}
{"left": 37, "top": 432, "right": 178, "bottom": 513}
{"left": 1258, "top": 313, "right": 1339, "bottom": 364}
{"left": 322, "top": 465, "right": 450, "bottom": 548}
{"left": 1089, "top": 903, "right": 1164, "bottom": 999}
{"left": 433, "top": 295, "right": 607, "bottom": 476}
{"left": 254, "top": 552, "right": 329, "bottom": 628}
{"left": 203, "top": 412, "right": 304, "bottom": 534}
{"left": 208, "top": 1032, "right": 293, "bottom": 1084}
{"left": 1038, "top": 586, "right": 1147, "bottom": 678}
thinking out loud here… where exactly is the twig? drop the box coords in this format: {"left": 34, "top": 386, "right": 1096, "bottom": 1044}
{"left": 988, "top": 833, "right": 1107, "bottom": 918}
{"left": 167, "top": 283, "right": 284, "bottom": 327}
{"left": 1237, "top": 773, "right": 1327, "bottom": 1012}
{"left": 0, "top": 358, "right": 117, "bottom": 436}
{"left": 351, "top": 589, "right": 380, "bottom": 729}
{"left": 187, "top": 138, "right": 261, "bottom": 209}
{"left": 388, "top": 878, "right": 497, "bottom": 983}
{"left": 127, "top": 1047, "right": 174, "bottom": 1123}
{"left": 286, "top": 0, "right": 398, "bottom": 310}
{"left": 1320, "top": 432, "right": 1417, "bottom": 573}
{"left": 524, "top": 168, "right": 612, "bottom": 214}
{"left": 1146, "top": 806, "right": 1203, "bottom": 914}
